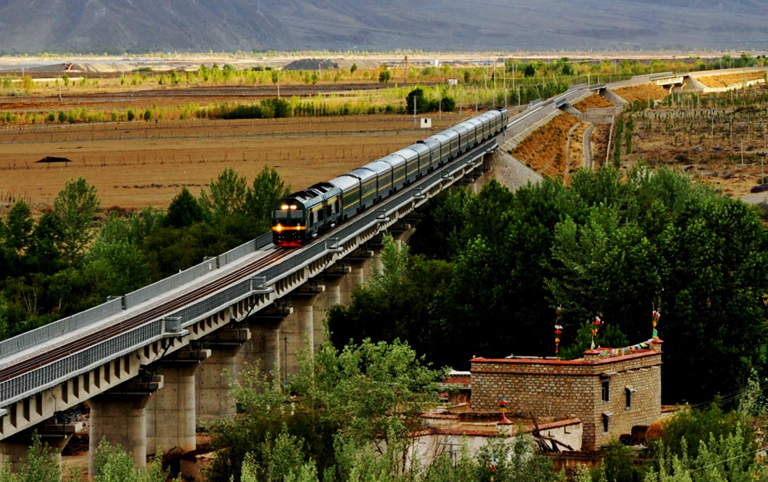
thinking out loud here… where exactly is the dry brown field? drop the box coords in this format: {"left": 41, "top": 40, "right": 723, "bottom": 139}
{"left": 696, "top": 71, "right": 766, "bottom": 88}
{"left": 574, "top": 94, "right": 614, "bottom": 112}
{"left": 0, "top": 113, "right": 466, "bottom": 212}
{"left": 619, "top": 87, "right": 768, "bottom": 198}
{"left": 613, "top": 84, "right": 669, "bottom": 103}
{"left": 566, "top": 122, "right": 591, "bottom": 185}
{"left": 511, "top": 112, "right": 579, "bottom": 178}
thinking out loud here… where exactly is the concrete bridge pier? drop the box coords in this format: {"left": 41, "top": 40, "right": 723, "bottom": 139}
{"left": 367, "top": 236, "right": 385, "bottom": 274}
{"left": 284, "top": 283, "right": 325, "bottom": 373}
{"left": 89, "top": 372, "right": 164, "bottom": 476}
{"left": 341, "top": 249, "right": 373, "bottom": 305}
{"left": 146, "top": 347, "right": 210, "bottom": 456}
{"left": 241, "top": 303, "right": 293, "bottom": 381}
{"left": 196, "top": 327, "right": 251, "bottom": 424}
{"left": 312, "top": 265, "right": 350, "bottom": 350}
{"left": 390, "top": 223, "right": 416, "bottom": 247}
{"left": 0, "top": 419, "right": 83, "bottom": 473}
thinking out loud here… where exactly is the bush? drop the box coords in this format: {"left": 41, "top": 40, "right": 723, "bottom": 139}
{"left": 126, "top": 109, "right": 135, "bottom": 121}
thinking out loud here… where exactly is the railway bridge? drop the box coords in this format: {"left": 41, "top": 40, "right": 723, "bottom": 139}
{"left": 0, "top": 82, "right": 605, "bottom": 474}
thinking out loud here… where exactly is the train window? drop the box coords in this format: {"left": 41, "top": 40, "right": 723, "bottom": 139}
{"left": 275, "top": 211, "right": 288, "bottom": 219}
{"left": 292, "top": 209, "right": 304, "bottom": 219}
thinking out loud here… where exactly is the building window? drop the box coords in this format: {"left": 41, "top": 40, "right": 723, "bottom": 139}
{"left": 601, "top": 379, "right": 610, "bottom": 402}
{"left": 625, "top": 386, "right": 636, "bottom": 409}
{"left": 602, "top": 413, "right": 612, "bottom": 433}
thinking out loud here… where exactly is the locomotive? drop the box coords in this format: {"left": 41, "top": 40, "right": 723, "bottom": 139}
{"left": 272, "top": 108, "right": 510, "bottom": 247}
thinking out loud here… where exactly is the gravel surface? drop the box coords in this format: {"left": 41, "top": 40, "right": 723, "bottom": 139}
{"left": 487, "top": 149, "right": 543, "bottom": 191}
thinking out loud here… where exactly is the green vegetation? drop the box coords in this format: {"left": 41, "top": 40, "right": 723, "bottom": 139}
{"left": 331, "top": 167, "right": 768, "bottom": 405}
{"left": 0, "top": 166, "right": 288, "bottom": 341}
{"left": 204, "top": 334, "right": 571, "bottom": 482}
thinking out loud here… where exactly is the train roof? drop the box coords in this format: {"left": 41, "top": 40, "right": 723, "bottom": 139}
{"left": 328, "top": 175, "right": 359, "bottom": 191}
{"left": 393, "top": 147, "right": 419, "bottom": 161}
{"left": 362, "top": 160, "right": 393, "bottom": 174}
{"left": 348, "top": 167, "right": 377, "bottom": 182}
{"left": 378, "top": 153, "right": 406, "bottom": 168}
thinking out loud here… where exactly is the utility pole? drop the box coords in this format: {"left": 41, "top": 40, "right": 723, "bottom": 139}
{"left": 413, "top": 96, "right": 418, "bottom": 127}
{"left": 277, "top": 73, "right": 280, "bottom": 99}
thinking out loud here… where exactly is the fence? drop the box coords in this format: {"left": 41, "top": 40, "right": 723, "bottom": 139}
{"left": 0, "top": 298, "right": 123, "bottom": 358}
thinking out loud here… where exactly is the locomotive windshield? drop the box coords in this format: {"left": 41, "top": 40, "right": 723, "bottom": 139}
{"left": 274, "top": 204, "right": 304, "bottom": 225}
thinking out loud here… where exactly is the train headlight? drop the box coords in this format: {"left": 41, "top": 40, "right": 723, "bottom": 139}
{"left": 290, "top": 205, "right": 297, "bottom": 210}
{"left": 275, "top": 224, "right": 283, "bottom": 232}
{"left": 281, "top": 204, "right": 290, "bottom": 210}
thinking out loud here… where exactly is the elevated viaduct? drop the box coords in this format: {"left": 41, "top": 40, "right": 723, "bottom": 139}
{"left": 0, "top": 66, "right": 762, "bottom": 475}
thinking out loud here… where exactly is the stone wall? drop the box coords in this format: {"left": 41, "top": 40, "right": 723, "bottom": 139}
{"left": 470, "top": 342, "right": 662, "bottom": 450}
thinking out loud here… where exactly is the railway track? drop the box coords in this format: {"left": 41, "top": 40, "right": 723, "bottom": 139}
{"left": 0, "top": 246, "right": 288, "bottom": 383}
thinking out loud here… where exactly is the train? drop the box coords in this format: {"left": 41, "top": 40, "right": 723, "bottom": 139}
{"left": 272, "top": 108, "right": 510, "bottom": 247}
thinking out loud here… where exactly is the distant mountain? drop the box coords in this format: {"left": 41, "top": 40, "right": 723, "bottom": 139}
{"left": 0, "top": 0, "right": 767, "bottom": 53}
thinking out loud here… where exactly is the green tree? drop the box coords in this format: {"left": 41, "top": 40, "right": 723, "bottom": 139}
{"left": 350, "top": 63, "right": 358, "bottom": 74}
{"left": 165, "top": 187, "right": 204, "bottom": 228}
{"left": 20, "top": 76, "right": 33, "bottom": 94}
{"left": 26, "top": 211, "right": 64, "bottom": 274}
{"left": 378, "top": 70, "right": 392, "bottom": 84}
{"left": 0, "top": 432, "right": 61, "bottom": 482}
{"left": 199, "top": 168, "right": 248, "bottom": 220}
{"left": 245, "top": 165, "right": 290, "bottom": 232}
{"left": 5, "top": 200, "right": 33, "bottom": 252}
{"left": 92, "top": 438, "right": 178, "bottom": 482}
{"left": 405, "top": 88, "right": 430, "bottom": 115}
{"left": 207, "top": 337, "right": 442, "bottom": 482}
{"left": 53, "top": 178, "right": 100, "bottom": 264}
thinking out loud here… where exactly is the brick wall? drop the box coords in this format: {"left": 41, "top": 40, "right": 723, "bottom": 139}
{"left": 470, "top": 343, "right": 662, "bottom": 450}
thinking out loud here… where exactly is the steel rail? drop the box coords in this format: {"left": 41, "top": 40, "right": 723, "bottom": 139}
{"left": 0, "top": 247, "right": 287, "bottom": 383}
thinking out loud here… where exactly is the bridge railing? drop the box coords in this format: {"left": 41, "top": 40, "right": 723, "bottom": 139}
{"left": 124, "top": 233, "right": 272, "bottom": 310}
{"left": 0, "top": 135, "right": 498, "bottom": 409}
{"left": 0, "top": 298, "right": 124, "bottom": 359}
{"left": 0, "top": 233, "right": 274, "bottom": 360}
{"left": 1, "top": 319, "right": 166, "bottom": 408}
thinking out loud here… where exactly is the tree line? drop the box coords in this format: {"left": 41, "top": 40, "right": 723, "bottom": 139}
{"left": 329, "top": 167, "right": 768, "bottom": 405}
{"left": 0, "top": 166, "right": 289, "bottom": 341}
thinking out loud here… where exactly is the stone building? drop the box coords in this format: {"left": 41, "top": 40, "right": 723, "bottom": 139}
{"left": 470, "top": 339, "right": 662, "bottom": 450}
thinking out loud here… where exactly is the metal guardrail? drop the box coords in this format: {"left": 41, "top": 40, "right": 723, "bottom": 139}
{"left": 0, "top": 138, "right": 499, "bottom": 409}
{"left": 124, "top": 259, "right": 217, "bottom": 310}
{"left": 0, "top": 233, "right": 275, "bottom": 361}
{"left": 0, "top": 298, "right": 123, "bottom": 359}
{"left": 649, "top": 72, "right": 674, "bottom": 81}
{"left": 1, "top": 320, "right": 166, "bottom": 409}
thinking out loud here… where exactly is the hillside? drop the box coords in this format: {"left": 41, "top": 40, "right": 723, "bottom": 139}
{"left": 0, "top": 0, "right": 767, "bottom": 53}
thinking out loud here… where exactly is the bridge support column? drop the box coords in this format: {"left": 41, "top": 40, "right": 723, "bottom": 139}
{"left": 0, "top": 420, "right": 83, "bottom": 474}
{"left": 390, "top": 224, "right": 416, "bottom": 247}
{"left": 240, "top": 304, "right": 292, "bottom": 382}
{"left": 314, "top": 275, "right": 343, "bottom": 349}
{"left": 341, "top": 249, "right": 372, "bottom": 306}
{"left": 146, "top": 348, "right": 210, "bottom": 456}
{"left": 196, "top": 327, "right": 251, "bottom": 424}
{"left": 89, "top": 374, "right": 163, "bottom": 476}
